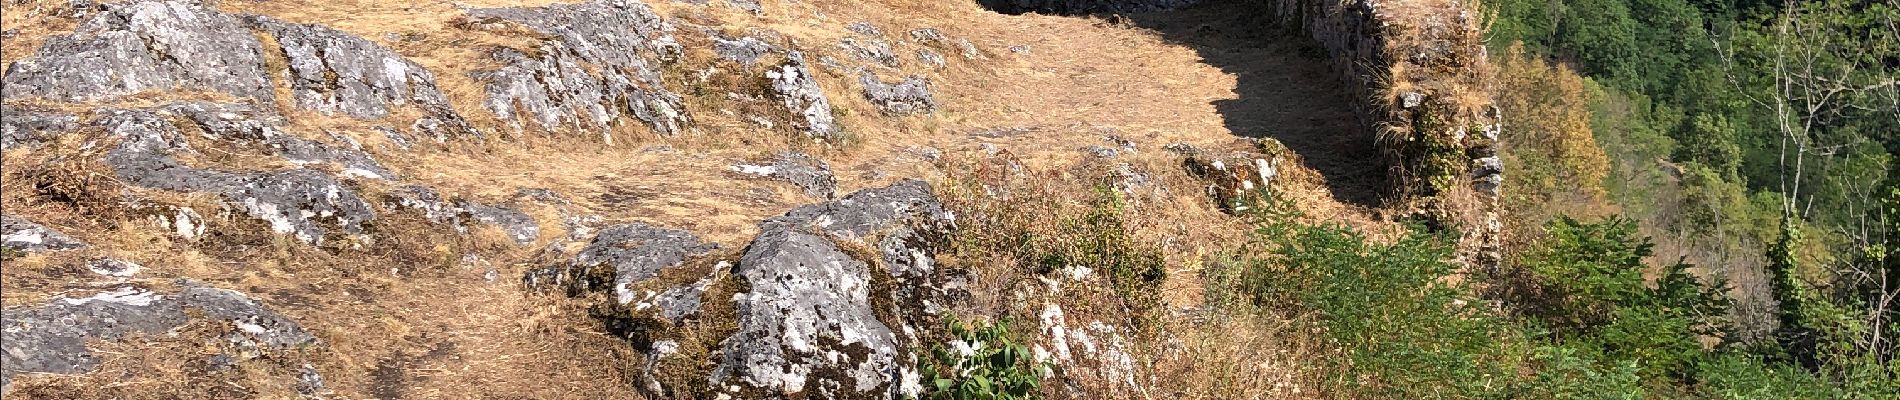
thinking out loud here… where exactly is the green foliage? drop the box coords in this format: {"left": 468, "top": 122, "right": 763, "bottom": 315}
{"left": 917, "top": 317, "right": 1044, "bottom": 400}
{"left": 1032, "top": 187, "right": 1168, "bottom": 327}
{"left": 1519, "top": 217, "right": 1731, "bottom": 381}
{"left": 1673, "top": 113, "right": 1743, "bottom": 180}
{"left": 1522, "top": 346, "right": 1647, "bottom": 400}
{"left": 1246, "top": 212, "right": 1524, "bottom": 398}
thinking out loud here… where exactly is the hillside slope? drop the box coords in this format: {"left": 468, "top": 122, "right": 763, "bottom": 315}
{"left": 0, "top": 0, "right": 1469, "bottom": 398}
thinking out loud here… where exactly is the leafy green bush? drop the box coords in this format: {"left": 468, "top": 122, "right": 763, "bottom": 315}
{"left": 916, "top": 317, "right": 1044, "bottom": 400}
{"left": 1244, "top": 212, "right": 1526, "bottom": 398}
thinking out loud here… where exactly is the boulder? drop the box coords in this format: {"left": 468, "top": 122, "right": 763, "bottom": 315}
{"left": 1, "top": 215, "right": 87, "bottom": 253}
{"left": 0, "top": 281, "right": 319, "bottom": 390}
{"left": 1, "top": 0, "right": 271, "bottom": 104}
{"left": 711, "top": 179, "right": 955, "bottom": 398}
{"left": 564, "top": 223, "right": 718, "bottom": 305}
{"left": 468, "top": 0, "right": 690, "bottom": 138}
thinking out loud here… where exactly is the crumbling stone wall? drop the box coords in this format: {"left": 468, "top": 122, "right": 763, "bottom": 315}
{"left": 1261, "top": 0, "right": 1502, "bottom": 266}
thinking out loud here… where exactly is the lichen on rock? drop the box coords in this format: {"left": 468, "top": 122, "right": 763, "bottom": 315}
{"left": 468, "top": 0, "right": 690, "bottom": 139}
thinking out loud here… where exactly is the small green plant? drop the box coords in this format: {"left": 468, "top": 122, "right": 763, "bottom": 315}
{"left": 1035, "top": 187, "right": 1167, "bottom": 325}
{"left": 917, "top": 317, "right": 1044, "bottom": 400}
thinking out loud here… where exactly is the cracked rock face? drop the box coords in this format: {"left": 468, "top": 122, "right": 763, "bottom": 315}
{"left": 2, "top": 215, "right": 87, "bottom": 253}
{"left": 1, "top": 0, "right": 271, "bottom": 104}
{"left": 731, "top": 152, "right": 838, "bottom": 199}
{"left": 713, "top": 180, "right": 954, "bottom": 399}
{"left": 469, "top": 0, "right": 690, "bottom": 138}
{"left": 0, "top": 282, "right": 318, "bottom": 390}
{"left": 244, "top": 15, "right": 475, "bottom": 137}
{"left": 860, "top": 73, "right": 935, "bottom": 115}
{"left": 767, "top": 53, "right": 840, "bottom": 140}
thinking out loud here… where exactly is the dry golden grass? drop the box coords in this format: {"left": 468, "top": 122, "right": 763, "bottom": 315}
{"left": 0, "top": 0, "right": 1458, "bottom": 397}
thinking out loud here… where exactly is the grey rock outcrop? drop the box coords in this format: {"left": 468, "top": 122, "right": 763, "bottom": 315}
{"left": 468, "top": 0, "right": 689, "bottom": 138}
{"left": 767, "top": 54, "right": 840, "bottom": 140}
{"left": 846, "top": 21, "right": 883, "bottom": 36}
{"left": 916, "top": 49, "right": 947, "bottom": 68}
{"left": 1, "top": 282, "right": 318, "bottom": 389}
{"left": 840, "top": 37, "right": 899, "bottom": 67}
{"left": 386, "top": 186, "right": 544, "bottom": 245}
{"left": 2, "top": 215, "right": 87, "bottom": 253}
{"left": 94, "top": 107, "right": 377, "bottom": 244}
{"left": 731, "top": 152, "right": 838, "bottom": 199}
{"left": 162, "top": 102, "right": 395, "bottom": 179}
{"left": 244, "top": 16, "right": 475, "bottom": 137}
{"left": 1, "top": 107, "right": 79, "bottom": 151}
{"left": 714, "top": 36, "right": 775, "bottom": 65}
{"left": 564, "top": 224, "right": 717, "bottom": 305}
{"left": 712, "top": 180, "right": 954, "bottom": 398}
{"left": 859, "top": 74, "right": 935, "bottom": 115}
{"left": 1, "top": 0, "right": 271, "bottom": 104}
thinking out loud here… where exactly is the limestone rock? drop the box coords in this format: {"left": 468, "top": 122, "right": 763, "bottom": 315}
{"left": 1182, "top": 142, "right": 1283, "bottom": 214}
{"left": 387, "top": 186, "right": 545, "bottom": 245}
{"left": 244, "top": 16, "right": 475, "bottom": 137}
{"left": 1, "top": 107, "right": 79, "bottom": 151}
{"left": 460, "top": 201, "right": 541, "bottom": 244}
{"left": 712, "top": 180, "right": 955, "bottom": 398}
{"left": 730, "top": 152, "right": 838, "bottom": 199}
{"left": 840, "top": 37, "right": 898, "bottom": 67}
{"left": 1, "top": 215, "right": 87, "bottom": 253}
{"left": 0, "top": 282, "right": 319, "bottom": 390}
{"left": 565, "top": 223, "right": 717, "bottom": 305}
{"left": 94, "top": 107, "right": 377, "bottom": 245}
{"left": 767, "top": 53, "right": 840, "bottom": 140}
{"left": 846, "top": 21, "right": 882, "bottom": 36}
{"left": 1, "top": 0, "right": 271, "bottom": 104}
{"left": 916, "top": 49, "right": 946, "bottom": 68}
{"left": 161, "top": 102, "right": 395, "bottom": 180}
{"left": 714, "top": 36, "right": 774, "bottom": 65}
{"left": 908, "top": 28, "right": 946, "bottom": 44}
{"left": 469, "top": 0, "right": 690, "bottom": 138}
{"left": 859, "top": 73, "right": 935, "bottom": 115}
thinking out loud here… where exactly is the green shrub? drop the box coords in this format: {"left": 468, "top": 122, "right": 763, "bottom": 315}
{"left": 1245, "top": 212, "right": 1524, "bottom": 398}
{"left": 1028, "top": 187, "right": 1168, "bottom": 328}
{"left": 916, "top": 317, "right": 1044, "bottom": 400}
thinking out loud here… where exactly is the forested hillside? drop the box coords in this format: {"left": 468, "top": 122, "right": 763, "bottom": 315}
{"left": 1482, "top": 0, "right": 1900, "bottom": 395}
